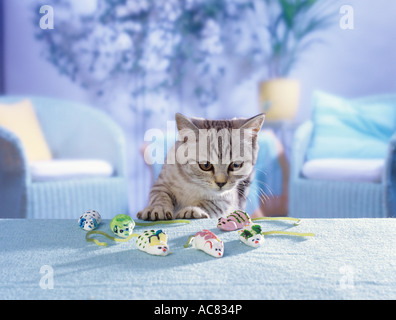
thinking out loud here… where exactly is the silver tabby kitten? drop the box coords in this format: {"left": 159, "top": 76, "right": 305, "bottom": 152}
{"left": 137, "top": 113, "right": 265, "bottom": 220}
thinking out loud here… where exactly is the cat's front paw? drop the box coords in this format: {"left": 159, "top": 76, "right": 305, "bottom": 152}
{"left": 175, "top": 207, "right": 210, "bottom": 219}
{"left": 137, "top": 206, "right": 174, "bottom": 221}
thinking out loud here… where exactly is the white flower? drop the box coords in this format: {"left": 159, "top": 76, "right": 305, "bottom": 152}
{"left": 116, "top": 0, "right": 149, "bottom": 17}
{"left": 115, "top": 6, "right": 130, "bottom": 18}
{"left": 70, "top": 0, "right": 97, "bottom": 15}
{"left": 200, "top": 36, "right": 223, "bottom": 55}
{"left": 140, "top": 52, "right": 170, "bottom": 72}
{"left": 202, "top": 19, "right": 221, "bottom": 38}
{"left": 122, "top": 21, "right": 143, "bottom": 33}
{"left": 116, "top": 33, "right": 133, "bottom": 51}
{"left": 185, "top": 0, "right": 205, "bottom": 10}
{"left": 126, "top": 0, "right": 149, "bottom": 14}
{"left": 200, "top": 19, "right": 223, "bottom": 54}
{"left": 157, "top": 0, "right": 182, "bottom": 22}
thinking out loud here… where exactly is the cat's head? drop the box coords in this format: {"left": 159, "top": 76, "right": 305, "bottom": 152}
{"left": 174, "top": 113, "right": 265, "bottom": 193}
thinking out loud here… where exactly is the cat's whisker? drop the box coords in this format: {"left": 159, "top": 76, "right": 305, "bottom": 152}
{"left": 239, "top": 189, "right": 250, "bottom": 204}
{"left": 259, "top": 185, "right": 272, "bottom": 202}
{"left": 254, "top": 181, "right": 275, "bottom": 198}
{"left": 255, "top": 189, "right": 269, "bottom": 206}
{"left": 254, "top": 168, "right": 269, "bottom": 176}
{"left": 248, "top": 184, "right": 271, "bottom": 206}
{"left": 258, "top": 189, "right": 270, "bottom": 205}
{"left": 236, "top": 188, "right": 256, "bottom": 209}
{"left": 236, "top": 184, "right": 270, "bottom": 210}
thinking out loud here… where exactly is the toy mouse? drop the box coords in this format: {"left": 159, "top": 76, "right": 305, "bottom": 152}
{"left": 109, "top": 214, "right": 190, "bottom": 238}
{"left": 86, "top": 228, "right": 170, "bottom": 256}
{"left": 238, "top": 224, "right": 315, "bottom": 248}
{"left": 238, "top": 224, "right": 265, "bottom": 248}
{"left": 136, "top": 229, "right": 170, "bottom": 256}
{"left": 184, "top": 229, "right": 224, "bottom": 258}
{"left": 217, "top": 210, "right": 251, "bottom": 231}
{"left": 217, "top": 210, "right": 302, "bottom": 231}
{"left": 78, "top": 210, "right": 102, "bottom": 231}
{"left": 110, "top": 214, "right": 135, "bottom": 238}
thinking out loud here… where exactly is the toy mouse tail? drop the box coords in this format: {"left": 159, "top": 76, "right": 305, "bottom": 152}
{"left": 252, "top": 216, "right": 301, "bottom": 226}
{"left": 86, "top": 230, "right": 139, "bottom": 247}
{"left": 135, "top": 219, "right": 191, "bottom": 226}
{"left": 261, "top": 230, "right": 315, "bottom": 237}
{"left": 183, "top": 235, "right": 195, "bottom": 248}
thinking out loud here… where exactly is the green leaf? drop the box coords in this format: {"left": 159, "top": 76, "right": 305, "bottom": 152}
{"left": 279, "top": 0, "right": 296, "bottom": 28}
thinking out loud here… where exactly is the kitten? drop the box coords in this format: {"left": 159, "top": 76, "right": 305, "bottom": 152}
{"left": 137, "top": 113, "right": 265, "bottom": 220}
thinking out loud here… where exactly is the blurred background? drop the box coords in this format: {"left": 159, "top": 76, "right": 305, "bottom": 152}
{"left": 1, "top": 0, "right": 395, "bottom": 219}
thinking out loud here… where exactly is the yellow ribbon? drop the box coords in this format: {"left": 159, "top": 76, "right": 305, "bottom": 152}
{"left": 86, "top": 230, "right": 139, "bottom": 247}
{"left": 261, "top": 230, "right": 315, "bottom": 237}
{"left": 252, "top": 216, "right": 301, "bottom": 226}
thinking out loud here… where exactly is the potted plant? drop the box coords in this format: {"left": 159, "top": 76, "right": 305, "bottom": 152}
{"left": 259, "top": 0, "right": 335, "bottom": 121}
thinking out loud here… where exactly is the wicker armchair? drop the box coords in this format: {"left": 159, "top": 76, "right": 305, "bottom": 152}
{"left": 0, "top": 96, "right": 129, "bottom": 219}
{"left": 289, "top": 121, "right": 395, "bottom": 218}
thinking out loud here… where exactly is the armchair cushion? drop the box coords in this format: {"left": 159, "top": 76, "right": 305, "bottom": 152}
{"left": 29, "top": 159, "right": 114, "bottom": 182}
{"left": 306, "top": 91, "right": 396, "bottom": 160}
{"left": 0, "top": 100, "right": 52, "bottom": 161}
{"left": 302, "top": 158, "right": 384, "bottom": 183}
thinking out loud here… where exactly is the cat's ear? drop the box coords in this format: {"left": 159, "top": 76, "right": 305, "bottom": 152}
{"left": 239, "top": 114, "right": 265, "bottom": 134}
{"left": 175, "top": 113, "right": 199, "bottom": 133}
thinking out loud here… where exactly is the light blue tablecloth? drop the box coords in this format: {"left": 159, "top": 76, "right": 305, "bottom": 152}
{"left": 0, "top": 218, "right": 395, "bottom": 300}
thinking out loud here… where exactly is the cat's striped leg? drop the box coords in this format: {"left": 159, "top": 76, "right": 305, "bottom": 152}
{"left": 175, "top": 206, "right": 210, "bottom": 219}
{"left": 175, "top": 200, "right": 226, "bottom": 219}
{"left": 137, "top": 187, "right": 175, "bottom": 221}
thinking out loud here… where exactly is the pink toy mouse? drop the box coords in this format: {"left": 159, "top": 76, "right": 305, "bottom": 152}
{"left": 217, "top": 210, "right": 252, "bottom": 231}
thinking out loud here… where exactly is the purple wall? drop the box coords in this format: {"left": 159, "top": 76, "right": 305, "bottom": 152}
{"left": 290, "top": 0, "right": 396, "bottom": 121}
{"left": 3, "top": 0, "right": 90, "bottom": 103}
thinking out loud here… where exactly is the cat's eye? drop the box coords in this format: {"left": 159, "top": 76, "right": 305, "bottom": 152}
{"left": 199, "top": 162, "right": 213, "bottom": 171}
{"left": 229, "top": 161, "right": 243, "bottom": 171}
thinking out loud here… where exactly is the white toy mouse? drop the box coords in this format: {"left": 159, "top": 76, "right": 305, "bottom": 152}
{"left": 238, "top": 224, "right": 265, "bottom": 248}
{"left": 184, "top": 229, "right": 224, "bottom": 258}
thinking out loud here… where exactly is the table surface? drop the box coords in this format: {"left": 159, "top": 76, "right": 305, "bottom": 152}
{"left": 0, "top": 218, "right": 395, "bottom": 300}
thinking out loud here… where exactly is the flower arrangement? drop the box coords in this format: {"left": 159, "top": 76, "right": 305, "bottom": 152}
{"left": 35, "top": 0, "right": 255, "bottom": 110}
{"left": 34, "top": 0, "right": 335, "bottom": 115}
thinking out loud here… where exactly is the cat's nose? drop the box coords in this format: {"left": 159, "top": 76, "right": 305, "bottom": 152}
{"left": 216, "top": 182, "right": 226, "bottom": 188}
{"left": 214, "top": 173, "right": 227, "bottom": 188}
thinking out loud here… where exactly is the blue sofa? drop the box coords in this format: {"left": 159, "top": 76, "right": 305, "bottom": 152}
{"left": 289, "top": 92, "right": 396, "bottom": 218}
{"left": 0, "top": 96, "right": 129, "bottom": 219}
